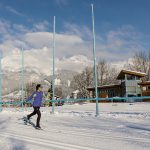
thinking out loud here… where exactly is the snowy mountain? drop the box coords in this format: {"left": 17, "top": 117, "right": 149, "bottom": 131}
{"left": 2, "top": 67, "right": 78, "bottom": 95}
{"left": 2, "top": 90, "right": 25, "bottom": 101}
{"left": 2, "top": 66, "right": 45, "bottom": 95}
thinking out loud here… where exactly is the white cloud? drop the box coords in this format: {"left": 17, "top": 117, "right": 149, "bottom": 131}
{"left": 13, "top": 24, "right": 30, "bottom": 33}
{"left": 0, "top": 19, "right": 146, "bottom": 74}
{"left": 0, "top": 20, "right": 93, "bottom": 74}
{"left": 0, "top": 20, "right": 13, "bottom": 40}
{"left": 23, "top": 31, "right": 86, "bottom": 57}
{"left": 94, "top": 25, "right": 145, "bottom": 62}
{"left": 2, "top": 48, "right": 92, "bottom": 75}
{"left": 55, "top": 0, "right": 69, "bottom": 6}
{"left": 5, "top": 6, "right": 26, "bottom": 17}
{"left": 33, "top": 21, "right": 50, "bottom": 31}
{"left": 56, "top": 55, "right": 93, "bottom": 72}
{"left": 62, "top": 23, "right": 145, "bottom": 62}
{"left": 63, "top": 23, "right": 93, "bottom": 40}
{"left": 2, "top": 47, "right": 51, "bottom": 75}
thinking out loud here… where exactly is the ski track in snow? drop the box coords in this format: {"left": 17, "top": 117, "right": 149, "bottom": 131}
{"left": 0, "top": 103, "right": 150, "bottom": 150}
{"left": 0, "top": 132, "right": 100, "bottom": 150}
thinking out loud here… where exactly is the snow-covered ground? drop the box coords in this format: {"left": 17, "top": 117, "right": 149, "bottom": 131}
{"left": 0, "top": 102, "right": 150, "bottom": 150}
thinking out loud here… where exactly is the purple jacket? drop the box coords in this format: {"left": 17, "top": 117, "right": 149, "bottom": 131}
{"left": 27, "top": 91, "right": 43, "bottom": 107}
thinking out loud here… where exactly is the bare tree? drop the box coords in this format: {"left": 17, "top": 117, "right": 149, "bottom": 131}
{"left": 71, "top": 63, "right": 120, "bottom": 98}
{"left": 105, "top": 67, "right": 120, "bottom": 85}
{"left": 126, "top": 51, "right": 148, "bottom": 73}
{"left": 97, "top": 60, "right": 119, "bottom": 86}
{"left": 97, "top": 59, "right": 108, "bottom": 86}
{"left": 71, "top": 67, "right": 93, "bottom": 98}
{"left": 125, "top": 50, "right": 150, "bottom": 81}
{"left": 147, "top": 50, "right": 150, "bottom": 80}
{"left": 55, "top": 86, "right": 63, "bottom": 98}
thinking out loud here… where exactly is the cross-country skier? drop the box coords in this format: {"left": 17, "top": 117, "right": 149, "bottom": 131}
{"left": 26, "top": 84, "right": 43, "bottom": 129}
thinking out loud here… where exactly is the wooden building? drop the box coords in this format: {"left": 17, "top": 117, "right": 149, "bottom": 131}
{"left": 138, "top": 81, "right": 150, "bottom": 96}
{"left": 139, "top": 81, "right": 150, "bottom": 101}
{"left": 87, "top": 70, "right": 146, "bottom": 102}
{"left": 87, "top": 84, "right": 121, "bottom": 102}
{"left": 138, "top": 81, "right": 150, "bottom": 101}
{"left": 117, "top": 70, "right": 145, "bottom": 97}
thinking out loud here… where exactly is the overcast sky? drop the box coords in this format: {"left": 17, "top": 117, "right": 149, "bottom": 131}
{"left": 0, "top": 0, "right": 150, "bottom": 74}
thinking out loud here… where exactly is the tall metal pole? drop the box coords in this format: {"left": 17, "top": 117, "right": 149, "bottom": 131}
{"left": 21, "top": 48, "right": 24, "bottom": 111}
{"left": 52, "top": 16, "right": 56, "bottom": 113}
{"left": 0, "top": 50, "right": 2, "bottom": 112}
{"left": 91, "top": 4, "right": 99, "bottom": 116}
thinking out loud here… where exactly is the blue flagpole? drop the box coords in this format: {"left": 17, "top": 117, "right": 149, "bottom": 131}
{"left": 91, "top": 4, "right": 99, "bottom": 116}
{"left": 0, "top": 50, "right": 2, "bottom": 112}
{"left": 52, "top": 16, "right": 56, "bottom": 114}
{"left": 21, "top": 48, "right": 24, "bottom": 112}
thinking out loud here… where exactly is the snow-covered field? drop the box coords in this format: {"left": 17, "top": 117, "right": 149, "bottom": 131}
{"left": 0, "top": 102, "right": 150, "bottom": 150}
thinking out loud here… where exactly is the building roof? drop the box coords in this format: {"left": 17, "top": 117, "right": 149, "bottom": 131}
{"left": 117, "top": 70, "right": 146, "bottom": 80}
{"left": 138, "top": 81, "right": 150, "bottom": 86}
{"left": 87, "top": 84, "right": 121, "bottom": 91}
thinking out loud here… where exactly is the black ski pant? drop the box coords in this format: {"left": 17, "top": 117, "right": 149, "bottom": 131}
{"left": 27, "top": 107, "right": 41, "bottom": 127}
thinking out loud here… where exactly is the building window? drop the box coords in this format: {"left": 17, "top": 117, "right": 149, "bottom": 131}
{"left": 127, "top": 74, "right": 135, "bottom": 80}
{"left": 128, "top": 94, "right": 136, "bottom": 97}
{"left": 147, "top": 86, "right": 150, "bottom": 90}
{"left": 136, "top": 76, "right": 141, "bottom": 80}
{"left": 143, "top": 87, "right": 146, "bottom": 91}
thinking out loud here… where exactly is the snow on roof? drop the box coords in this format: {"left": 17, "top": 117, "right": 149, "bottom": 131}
{"left": 98, "top": 84, "right": 120, "bottom": 87}
{"left": 138, "top": 81, "right": 150, "bottom": 85}
{"left": 123, "top": 70, "right": 146, "bottom": 75}
{"left": 117, "top": 69, "right": 146, "bottom": 79}
{"left": 87, "top": 84, "right": 121, "bottom": 90}
{"left": 143, "top": 81, "right": 150, "bottom": 83}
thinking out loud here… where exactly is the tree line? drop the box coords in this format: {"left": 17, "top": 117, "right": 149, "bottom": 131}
{"left": 70, "top": 50, "right": 150, "bottom": 98}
